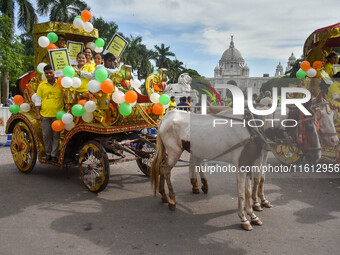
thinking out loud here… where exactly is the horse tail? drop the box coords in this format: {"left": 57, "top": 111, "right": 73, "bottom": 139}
{"left": 150, "top": 133, "right": 167, "bottom": 197}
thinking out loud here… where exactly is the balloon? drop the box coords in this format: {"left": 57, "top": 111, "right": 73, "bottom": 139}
{"left": 131, "top": 79, "right": 141, "bottom": 89}
{"left": 119, "top": 102, "right": 132, "bottom": 116}
{"left": 83, "top": 22, "right": 93, "bottom": 33}
{"left": 20, "top": 103, "right": 30, "bottom": 113}
{"left": 38, "top": 36, "right": 50, "bottom": 47}
{"left": 82, "top": 112, "right": 94, "bottom": 122}
{"left": 46, "top": 43, "right": 58, "bottom": 50}
{"left": 95, "top": 68, "right": 108, "bottom": 82}
{"left": 81, "top": 10, "right": 91, "bottom": 22}
{"left": 95, "top": 38, "right": 105, "bottom": 48}
{"left": 61, "top": 77, "right": 73, "bottom": 88}
{"left": 71, "top": 77, "right": 81, "bottom": 88}
{"left": 159, "top": 94, "right": 170, "bottom": 105}
{"left": 312, "top": 61, "right": 323, "bottom": 70}
{"left": 13, "top": 95, "right": 24, "bottom": 106}
{"left": 94, "top": 47, "right": 103, "bottom": 53}
{"left": 296, "top": 69, "right": 307, "bottom": 79}
{"left": 31, "top": 93, "right": 37, "bottom": 104}
{"left": 47, "top": 32, "right": 58, "bottom": 43}
{"left": 57, "top": 76, "right": 64, "bottom": 88}
{"left": 87, "top": 80, "right": 101, "bottom": 93}
{"left": 101, "top": 80, "right": 114, "bottom": 93}
{"left": 41, "top": 73, "right": 47, "bottom": 81}
{"left": 72, "top": 104, "right": 86, "bottom": 117}
{"left": 9, "top": 104, "right": 20, "bottom": 114}
{"left": 63, "top": 66, "right": 75, "bottom": 78}
{"left": 64, "top": 122, "right": 75, "bottom": 131}
{"left": 125, "top": 90, "right": 137, "bottom": 103}
{"left": 62, "top": 113, "right": 73, "bottom": 125}
{"left": 152, "top": 103, "right": 163, "bottom": 115}
{"left": 300, "top": 61, "right": 311, "bottom": 72}
{"left": 150, "top": 93, "right": 160, "bottom": 103}
{"left": 78, "top": 99, "right": 87, "bottom": 106}
{"left": 112, "top": 91, "right": 125, "bottom": 104}
{"left": 162, "top": 103, "right": 170, "bottom": 109}
{"left": 56, "top": 110, "right": 66, "bottom": 120}
{"left": 75, "top": 15, "right": 81, "bottom": 19}
{"left": 84, "top": 100, "right": 97, "bottom": 112}
{"left": 73, "top": 18, "right": 83, "bottom": 29}
{"left": 37, "top": 63, "right": 47, "bottom": 74}
{"left": 306, "top": 68, "right": 317, "bottom": 78}
{"left": 51, "top": 120, "right": 65, "bottom": 132}
{"left": 86, "top": 42, "right": 95, "bottom": 50}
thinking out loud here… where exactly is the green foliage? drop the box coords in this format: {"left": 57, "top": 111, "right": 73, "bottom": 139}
{"left": 154, "top": 43, "right": 175, "bottom": 69}
{"left": 260, "top": 77, "right": 301, "bottom": 96}
{"left": 92, "top": 17, "right": 118, "bottom": 43}
{"left": 167, "top": 59, "right": 184, "bottom": 83}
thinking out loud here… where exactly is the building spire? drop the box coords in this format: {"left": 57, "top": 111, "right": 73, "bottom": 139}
{"left": 229, "top": 35, "right": 234, "bottom": 48}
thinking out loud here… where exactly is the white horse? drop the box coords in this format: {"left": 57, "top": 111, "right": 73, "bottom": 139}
{"left": 150, "top": 101, "right": 323, "bottom": 231}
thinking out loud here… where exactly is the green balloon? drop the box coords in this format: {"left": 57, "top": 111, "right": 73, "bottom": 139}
{"left": 153, "top": 71, "right": 158, "bottom": 74}
{"left": 71, "top": 104, "right": 86, "bottom": 117}
{"left": 95, "top": 38, "right": 105, "bottom": 48}
{"left": 75, "top": 15, "right": 81, "bottom": 19}
{"left": 95, "top": 68, "right": 108, "bottom": 82}
{"left": 9, "top": 104, "right": 20, "bottom": 114}
{"left": 296, "top": 69, "right": 306, "bottom": 79}
{"left": 119, "top": 102, "right": 132, "bottom": 116}
{"left": 47, "top": 32, "right": 58, "bottom": 43}
{"left": 159, "top": 94, "right": 170, "bottom": 105}
{"left": 56, "top": 110, "right": 66, "bottom": 120}
{"left": 63, "top": 66, "right": 75, "bottom": 78}
{"left": 36, "top": 66, "right": 42, "bottom": 74}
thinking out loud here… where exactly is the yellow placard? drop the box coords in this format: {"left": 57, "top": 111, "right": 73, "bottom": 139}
{"left": 105, "top": 34, "right": 128, "bottom": 57}
{"left": 67, "top": 41, "right": 84, "bottom": 65}
{"left": 48, "top": 49, "right": 70, "bottom": 71}
{"left": 333, "top": 64, "right": 340, "bottom": 76}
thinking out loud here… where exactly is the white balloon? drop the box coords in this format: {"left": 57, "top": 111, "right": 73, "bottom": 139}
{"left": 61, "top": 77, "right": 73, "bottom": 88}
{"left": 37, "top": 63, "right": 47, "bottom": 74}
{"left": 162, "top": 103, "right": 170, "bottom": 109}
{"left": 31, "top": 93, "right": 37, "bottom": 104}
{"left": 71, "top": 77, "right": 81, "bottom": 88}
{"left": 83, "top": 22, "right": 94, "bottom": 33}
{"left": 150, "top": 93, "right": 160, "bottom": 103}
{"left": 306, "top": 68, "right": 317, "bottom": 78}
{"left": 20, "top": 103, "right": 31, "bottom": 113}
{"left": 64, "top": 122, "right": 75, "bottom": 131}
{"left": 41, "top": 73, "right": 47, "bottom": 81}
{"left": 86, "top": 42, "right": 95, "bottom": 50}
{"left": 88, "top": 80, "right": 101, "bottom": 93}
{"left": 84, "top": 100, "right": 97, "bottom": 112}
{"left": 112, "top": 91, "right": 125, "bottom": 104}
{"left": 131, "top": 79, "right": 141, "bottom": 89}
{"left": 130, "top": 101, "right": 136, "bottom": 107}
{"left": 82, "top": 112, "right": 94, "bottom": 122}
{"left": 38, "top": 36, "right": 50, "bottom": 48}
{"left": 94, "top": 47, "right": 103, "bottom": 53}
{"left": 62, "top": 113, "right": 73, "bottom": 125}
{"left": 73, "top": 18, "right": 83, "bottom": 29}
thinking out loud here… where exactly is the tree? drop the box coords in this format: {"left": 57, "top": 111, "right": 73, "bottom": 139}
{"left": 137, "top": 45, "right": 154, "bottom": 80}
{"left": 92, "top": 17, "right": 118, "bottom": 43}
{"left": 167, "top": 59, "right": 184, "bottom": 83}
{"left": 36, "top": 0, "right": 90, "bottom": 22}
{"left": 154, "top": 43, "right": 175, "bottom": 69}
{"left": 120, "top": 35, "right": 143, "bottom": 72}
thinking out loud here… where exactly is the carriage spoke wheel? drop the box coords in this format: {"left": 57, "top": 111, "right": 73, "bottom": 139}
{"left": 78, "top": 140, "right": 110, "bottom": 192}
{"left": 271, "top": 144, "right": 303, "bottom": 165}
{"left": 10, "top": 121, "right": 37, "bottom": 173}
{"left": 136, "top": 141, "right": 156, "bottom": 176}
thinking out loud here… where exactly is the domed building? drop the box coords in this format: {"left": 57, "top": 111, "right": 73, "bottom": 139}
{"left": 286, "top": 52, "right": 296, "bottom": 73}
{"left": 275, "top": 62, "right": 284, "bottom": 77}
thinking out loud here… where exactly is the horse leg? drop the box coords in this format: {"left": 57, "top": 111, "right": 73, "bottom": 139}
{"left": 198, "top": 164, "right": 208, "bottom": 194}
{"left": 159, "top": 170, "right": 169, "bottom": 203}
{"left": 246, "top": 173, "right": 262, "bottom": 226}
{"left": 165, "top": 167, "right": 176, "bottom": 210}
{"left": 252, "top": 169, "right": 263, "bottom": 211}
{"left": 189, "top": 155, "right": 200, "bottom": 194}
{"left": 258, "top": 151, "right": 272, "bottom": 208}
{"left": 237, "top": 171, "right": 252, "bottom": 231}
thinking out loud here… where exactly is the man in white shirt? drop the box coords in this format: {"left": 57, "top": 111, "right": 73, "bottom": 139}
{"left": 259, "top": 91, "right": 273, "bottom": 107}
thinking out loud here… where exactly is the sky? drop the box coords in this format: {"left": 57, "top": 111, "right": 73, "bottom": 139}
{"left": 32, "top": 0, "right": 340, "bottom": 78}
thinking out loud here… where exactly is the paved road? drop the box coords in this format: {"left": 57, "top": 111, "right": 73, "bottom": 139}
{"left": 0, "top": 145, "right": 339, "bottom": 255}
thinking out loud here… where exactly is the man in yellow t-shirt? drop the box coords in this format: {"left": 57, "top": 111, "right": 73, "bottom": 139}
{"left": 169, "top": 96, "right": 177, "bottom": 111}
{"left": 35, "top": 65, "right": 64, "bottom": 163}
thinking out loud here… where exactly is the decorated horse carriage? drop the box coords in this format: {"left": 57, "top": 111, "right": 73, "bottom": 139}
{"left": 6, "top": 21, "right": 169, "bottom": 192}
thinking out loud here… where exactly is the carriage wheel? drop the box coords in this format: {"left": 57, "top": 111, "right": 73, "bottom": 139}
{"left": 271, "top": 144, "right": 303, "bottom": 165}
{"left": 136, "top": 141, "right": 156, "bottom": 176}
{"left": 10, "top": 121, "right": 37, "bottom": 173}
{"left": 78, "top": 140, "right": 110, "bottom": 192}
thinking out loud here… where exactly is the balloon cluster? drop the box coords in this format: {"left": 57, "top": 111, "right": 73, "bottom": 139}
{"left": 296, "top": 60, "right": 320, "bottom": 79}
{"left": 9, "top": 95, "right": 30, "bottom": 114}
{"left": 38, "top": 32, "right": 59, "bottom": 50}
{"left": 73, "top": 10, "right": 94, "bottom": 33}
{"left": 150, "top": 93, "right": 170, "bottom": 115}
{"left": 85, "top": 38, "right": 105, "bottom": 53}
{"left": 57, "top": 66, "right": 81, "bottom": 89}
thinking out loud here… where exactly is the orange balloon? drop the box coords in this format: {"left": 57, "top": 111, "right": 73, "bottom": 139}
{"left": 46, "top": 43, "right": 58, "bottom": 50}
{"left": 13, "top": 95, "right": 24, "bottom": 106}
{"left": 101, "top": 80, "right": 114, "bottom": 93}
{"left": 81, "top": 10, "right": 91, "bottom": 22}
{"left": 78, "top": 99, "right": 87, "bottom": 106}
{"left": 125, "top": 90, "right": 137, "bottom": 103}
{"left": 300, "top": 61, "right": 311, "bottom": 72}
{"left": 57, "top": 76, "right": 64, "bottom": 88}
{"left": 51, "top": 120, "right": 65, "bottom": 132}
{"left": 152, "top": 103, "right": 163, "bottom": 115}
{"left": 312, "top": 61, "right": 323, "bottom": 70}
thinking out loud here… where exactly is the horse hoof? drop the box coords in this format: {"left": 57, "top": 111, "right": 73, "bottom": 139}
{"left": 241, "top": 221, "right": 253, "bottom": 231}
{"left": 202, "top": 187, "right": 208, "bottom": 194}
{"left": 251, "top": 217, "right": 263, "bottom": 226}
{"left": 168, "top": 203, "right": 176, "bottom": 211}
{"left": 261, "top": 200, "right": 273, "bottom": 208}
{"left": 252, "top": 203, "right": 263, "bottom": 212}
{"left": 192, "top": 188, "right": 200, "bottom": 194}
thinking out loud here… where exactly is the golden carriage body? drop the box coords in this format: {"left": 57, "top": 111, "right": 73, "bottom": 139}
{"left": 6, "top": 22, "right": 167, "bottom": 192}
